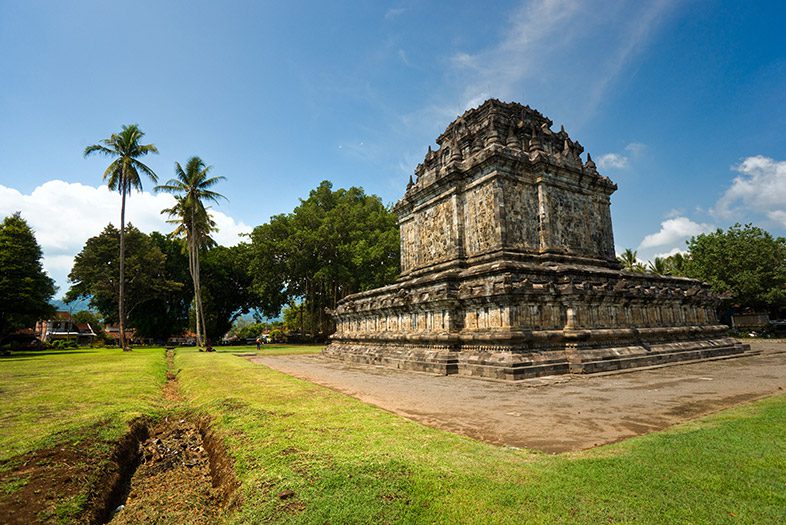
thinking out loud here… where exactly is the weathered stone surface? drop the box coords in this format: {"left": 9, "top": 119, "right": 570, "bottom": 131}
{"left": 324, "top": 99, "right": 747, "bottom": 380}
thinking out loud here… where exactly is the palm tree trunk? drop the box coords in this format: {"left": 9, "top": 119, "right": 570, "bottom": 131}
{"left": 194, "top": 245, "right": 209, "bottom": 350}
{"left": 119, "top": 186, "right": 128, "bottom": 351}
{"left": 189, "top": 234, "right": 203, "bottom": 348}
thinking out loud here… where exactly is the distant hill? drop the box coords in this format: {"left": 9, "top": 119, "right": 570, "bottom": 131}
{"left": 50, "top": 297, "right": 93, "bottom": 313}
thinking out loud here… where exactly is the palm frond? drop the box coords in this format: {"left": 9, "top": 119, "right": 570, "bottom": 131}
{"left": 137, "top": 143, "right": 159, "bottom": 156}
{"left": 87, "top": 124, "right": 159, "bottom": 192}
{"left": 173, "top": 161, "right": 187, "bottom": 182}
{"left": 199, "top": 175, "right": 228, "bottom": 190}
{"left": 102, "top": 160, "right": 122, "bottom": 190}
{"left": 84, "top": 144, "right": 116, "bottom": 158}
{"left": 131, "top": 158, "right": 159, "bottom": 182}
{"left": 155, "top": 181, "right": 187, "bottom": 194}
{"left": 200, "top": 188, "right": 228, "bottom": 204}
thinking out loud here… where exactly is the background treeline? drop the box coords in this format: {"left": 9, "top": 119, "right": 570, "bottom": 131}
{"left": 65, "top": 180, "right": 399, "bottom": 342}
{"left": 65, "top": 225, "right": 256, "bottom": 342}
{"left": 619, "top": 223, "right": 786, "bottom": 319}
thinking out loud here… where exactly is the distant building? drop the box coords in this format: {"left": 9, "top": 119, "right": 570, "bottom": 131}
{"left": 166, "top": 331, "right": 197, "bottom": 346}
{"left": 103, "top": 324, "right": 137, "bottom": 346}
{"left": 35, "top": 312, "right": 97, "bottom": 345}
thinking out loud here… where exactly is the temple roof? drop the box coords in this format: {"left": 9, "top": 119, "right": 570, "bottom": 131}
{"left": 407, "top": 98, "right": 614, "bottom": 192}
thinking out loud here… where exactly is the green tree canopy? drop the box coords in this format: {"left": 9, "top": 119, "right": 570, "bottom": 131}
{"left": 282, "top": 302, "right": 317, "bottom": 336}
{"left": 249, "top": 181, "right": 399, "bottom": 337}
{"left": 131, "top": 232, "right": 193, "bottom": 340}
{"left": 200, "top": 244, "right": 255, "bottom": 342}
{"left": 662, "top": 251, "right": 688, "bottom": 276}
{"left": 0, "top": 213, "right": 56, "bottom": 336}
{"left": 684, "top": 223, "right": 786, "bottom": 311}
{"left": 65, "top": 224, "right": 181, "bottom": 330}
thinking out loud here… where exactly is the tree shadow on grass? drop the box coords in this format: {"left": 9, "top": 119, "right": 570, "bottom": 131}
{"left": 1, "top": 349, "right": 94, "bottom": 360}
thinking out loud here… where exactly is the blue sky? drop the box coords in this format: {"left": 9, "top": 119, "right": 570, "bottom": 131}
{"left": 1, "top": 0, "right": 785, "bottom": 294}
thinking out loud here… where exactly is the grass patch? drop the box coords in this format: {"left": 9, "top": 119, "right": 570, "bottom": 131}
{"left": 52, "top": 492, "right": 88, "bottom": 524}
{"left": 0, "top": 347, "right": 166, "bottom": 522}
{"left": 0, "top": 347, "right": 165, "bottom": 460}
{"left": 212, "top": 344, "right": 324, "bottom": 356}
{"left": 176, "top": 348, "right": 786, "bottom": 524}
{"left": 0, "top": 476, "right": 28, "bottom": 495}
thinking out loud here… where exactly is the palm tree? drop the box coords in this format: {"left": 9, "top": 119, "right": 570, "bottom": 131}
{"left": 163, "top": 195, "right": 216, "bottom": 349}
{"left": 156, "top": 157, "right": 225, "bottom": 350}
{"left": 664, "top": 252, "right": 688, "bottom": 276}
{"left": 84, "top": 124, "right": 158, "bottom": 350}
{"left": 618, "top": 248, "right": 639, "bottom": 272}
{"left": 648, "top": 257, "right": 669, "bottom": 276}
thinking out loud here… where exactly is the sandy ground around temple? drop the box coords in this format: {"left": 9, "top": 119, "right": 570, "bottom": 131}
{"left": 247, "top": 340, "right": 786, "bottom": 453}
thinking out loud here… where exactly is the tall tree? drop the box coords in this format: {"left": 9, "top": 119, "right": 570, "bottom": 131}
{"left": 684, "top": 224, "right": 786, "bottom": 313}
{"left": 156, "top": 156, "right": 225, "bottom": 349}
{"left": 618, "top": 248, "right": 646, "bottom": 273}
{"left": 84, "top": 124, "right": 158, "bottom": 350}
{"left": 200, "top": 244, "right": 255, "bottom": 342}
{"left": 66, "top": 225, "right": 180, "bottom": 340}
{"left": 133, "top": 232, "right": 193, "bottom": 341}
{"left": 249, "top": 181, "right": 399, "bottom": 338}
{"left": 0, "top": 213, "right": 56, "bottom": 338}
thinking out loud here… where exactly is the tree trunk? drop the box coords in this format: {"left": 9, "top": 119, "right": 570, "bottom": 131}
{"left": 119, "top": 181, "right": 128, "bottom": 351}
{"left": 188, "top": 232, "right": 203, "bottom": 348}
{"left": 194, "top": 242, "right": 209, "bottom": 350}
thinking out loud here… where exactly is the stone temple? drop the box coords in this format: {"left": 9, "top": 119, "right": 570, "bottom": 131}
{"left": 324, "top": 99, "right": 748, "bottom": 380}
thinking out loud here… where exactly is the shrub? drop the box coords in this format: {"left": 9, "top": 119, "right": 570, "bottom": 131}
{"left": 269, "top": 329, "right": 286, "bottom": 343}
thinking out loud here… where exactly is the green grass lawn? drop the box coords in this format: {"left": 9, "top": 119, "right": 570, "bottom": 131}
{"left": 212, "top": 344, "right": 324, "bottom": 356}
{"left": 0, "top": 347, "right": 166, "bottom": 460}
{"left": 175, "top": 348, "right": 786, "bottom": 524}
{"left": 2, "top": 346, "right": 784, "bottom": 523}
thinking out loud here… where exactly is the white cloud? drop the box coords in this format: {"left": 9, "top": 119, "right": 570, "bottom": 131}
{"left": 0, "top": 180, "right": 252, "bottom": 294}
{"left": 597, "top": 142, "right": 647, "bottom": 170}
{"left": 398, "top": 48, "right": 411, "bottom": 66}
{"left": 768, "top": 210, "right": 786, "bottom": 227}
{"left": 211, "top": 209, "right": 252, "bottom": 246}
{"left": 639, "top": 216, "right": 714, "bottom": 249}
{"left": 653, "top": 247, "right": 686, "bottom": 259}
{"left": 625, "top": 142, "right": 647, "bottom": 155}
{"left": 597, "top": 153, "right": 629, "bottom": 169}
{"left": 384, "top": 7, "right": 408, "bottom": 20}
{"left": 712, "top": 155, "right": 786, "bottom": 221}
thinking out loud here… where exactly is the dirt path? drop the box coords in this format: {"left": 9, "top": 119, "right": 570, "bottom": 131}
{"left": 249, "top": 340, "right": 786, "bottom": 453}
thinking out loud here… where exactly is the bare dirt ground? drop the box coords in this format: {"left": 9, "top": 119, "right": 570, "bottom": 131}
{"left": 248, "top": 340, "right": 786, "bottom": 453}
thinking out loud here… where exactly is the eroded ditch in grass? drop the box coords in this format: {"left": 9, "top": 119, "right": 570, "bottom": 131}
{"left": 95, "top": 348, "right": 240, "bottom": 524}
{"left": 0, "top": 348, "right": 240, "bottom": 524}
{"left": 97, "top": 416, "right": 237, "bottom": 524}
